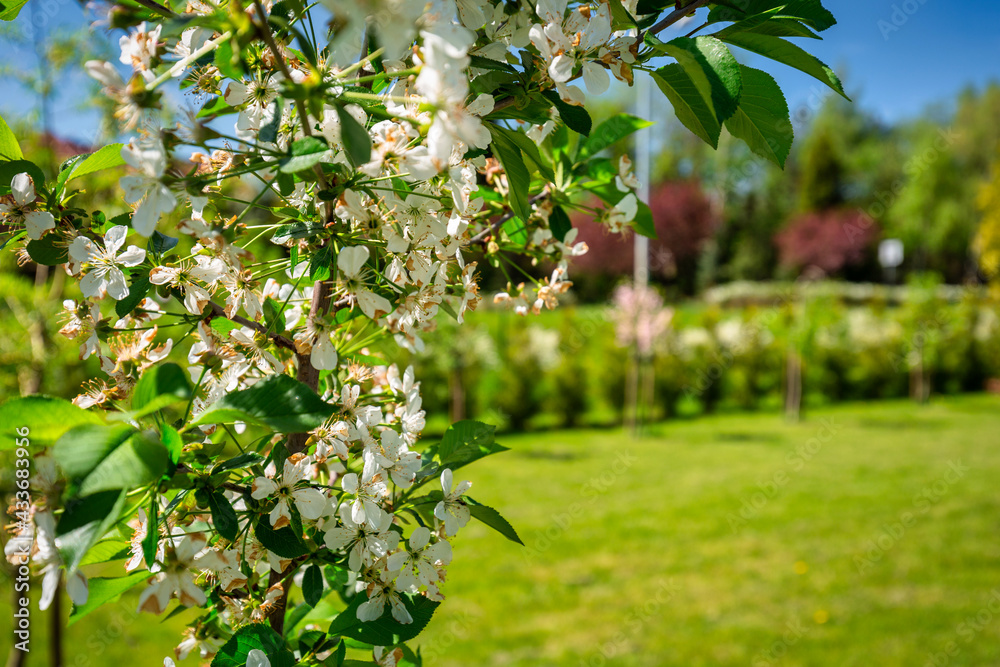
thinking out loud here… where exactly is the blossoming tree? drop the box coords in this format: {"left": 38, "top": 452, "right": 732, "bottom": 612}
{"left": 0, "top": 0, "right": 843, "bottom": 664}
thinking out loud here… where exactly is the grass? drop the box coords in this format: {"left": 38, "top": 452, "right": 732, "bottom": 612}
{"left": 6, "top": 394, "right": 1000, "bottom": 666}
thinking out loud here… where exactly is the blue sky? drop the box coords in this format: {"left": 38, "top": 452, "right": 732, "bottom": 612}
{"left": 2, "top": 0, "right": 999, "bottom": 144}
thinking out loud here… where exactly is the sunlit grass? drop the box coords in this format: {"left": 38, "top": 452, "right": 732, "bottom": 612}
{"left": 5, "top": 394, "right": 1000, "bottom": 666}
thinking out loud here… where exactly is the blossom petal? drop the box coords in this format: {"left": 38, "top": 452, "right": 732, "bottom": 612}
{"left": 105, "top": 268, "right": 130, "bottom": 300}
{"left": 24, "top": 211, "right": 55, "bottom": 240}
{"left": 582, "top": 62, "right": 610, "bottom": 96}
{"left": 292, "top": 488, "right": 328, "bottom": 520}
{"left": 117, "top": 245, "right": 147, "bottom": 267}
{"left": 11, "top": 172, "right": 34, "bottom": 206}
{"left": 337, "top": 245, "right": 369, "bottom": 278}
{"left": 104, "top": 225, "right": 129, "bottom": 254}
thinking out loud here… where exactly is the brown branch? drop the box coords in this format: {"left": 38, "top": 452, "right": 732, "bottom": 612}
{"left": 250, "top": 0, "right": 334, "bottom": 221}
{"left": 206, "top": 301, "right": 297, "bottom": 351}
{"left": 252, "top": 0, "right": 313, "bottom": 138}
{"left": 269, "top": 279, "right": 336, "bottom": 634}
{"left": 470, "top": 191, "right": 550, "bottom": 247}
{"left": 647, "top": 0, "right": 712, "bottom": 37}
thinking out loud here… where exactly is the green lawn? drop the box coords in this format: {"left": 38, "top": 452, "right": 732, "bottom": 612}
{"left": 8, "top": 395, "right": 1000, "bottom": 666}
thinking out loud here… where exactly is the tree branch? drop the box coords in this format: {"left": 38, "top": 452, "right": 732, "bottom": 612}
{"left": 647, "top": 0, "right": 712, "bottom": 38}
{"left": 470, "top": 191, "right": 549, "bottom": 247}
{"left": 206, "top": 301, "right": 297, "bottom": 351}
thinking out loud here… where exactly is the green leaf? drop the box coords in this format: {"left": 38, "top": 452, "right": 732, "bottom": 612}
{"left": 263, "top": 296, "right": 287, "bottom": 334}
{"left": 502, "top": 215, "right": 528, "bottom": 246}
{"left": 0, "top": 113, "right": 21, "bottom": 159}
{"left": 416, "top": 421, "right": 509, "bottom": 483}
{"left": 709, "top": 0, "right": 836, "bottom": 32}
{"left": 607, "top": 0, "right": 637, "bottom": 29}
{"left": 65, "top": 144, "right": 126, "bottom": 182}
{"left": 69, "top": 571, "right": 153, "bottom": 625}
{"left": 337, "top": 105, "right": 373, "bottom": 167}
{"left": 214, "top": 37, "right": 244, "bottom": 81}
{"left": 192, "top": 373, "right": 335, "bottom": 433}
{"left": 198, "top": 95, "right": 233, "bottom": 119}
{"left": 149, "top": 231, "right": 179, "bottom": 255}
{"left": 540, "top": 90, "right": 592, "bottom": 136}
{"left": 212, "top": 623, "right": 296, "bottom": 667}
{"left": 496, "top": 126, "right": 554, "bottom": 183}
{"left": 254, "top": 517, "right": 309, "bottom": 558}
{"left": 52, "top": 424, "right": 135, "bottom": 479}
{"left": 142, "top": 496, "right": 159, "bottom": 566}
{"left": 467, "top": 498, "right": 523, "bottom": 545}
{"left": 115, "top": 271, "right": 151, "bottom": 319}
{"left": 57, "top": 490, "right": 124, "bottom": 535}
{"left": 328, "top": 594, "right": 440, "bottom": 645}
{"left": 213, "top": 451, "right": 266, "bottom": 474}
{"left": 652, "top": 36, "right": 742, "bottom": 123}
{"left": 652, "top": 64, "right": 721, "bottom": 148}
{"left": 309, "top": 243, "right": 333, "bottom": 281}
{"left": 162, "top": 425, "right": 183, "bottom": 465}
{"left": 489, "top": 127, "right": 532, "bottom": 223}
{"left": 302, "top": 564, "right": 325, "bottom": 607}
{"left": 279, "top": 136, "right": 330, "bottom": 174}
{"left": 469, "top": 54, "right": 517, "bottom": 73}
{"left": 549, "top": 205, "right": 572, "bottom": 242}
{"left": 211, "top": 318, "right": 242, "bottom": 338}
{"left": 0, "top": 159, "right": 44, "bottom": 191}
{"left": 719, "top": 32, "right": 847, "bottom": 98}
{"left": 0, "top": 395, "right": 102, "bottom": 448}
{"left": 78, "top": 432, "right": 169, "bottom": 496}
{"left": 715, "top": 17, "right": 823, "bottom": 39}
{"left": 131, "top": 362, "right": 193, "bottom": 413}
{"left": 578, "top": 114, "right": 655, "bottom": 162}
{"left": 209, "top": 491, "right": 239, "bottom": 541}
{"left": 631, "top": 200, "right": 657, "bottom": 240}
{"left": 272, "top": 220, "right": 324, "bottom": 245}
{"left": 723, "top": 65, "right": 793, "bottom": 168}
{"left": 735, "top": 17, "right": 822, "bottom": 39}
{"left": 58, "top": 490, "right": 127, "bottom": 575}
{"left": 259, "top": 97, "right": 284, "bottom": 144}
{"left": 713, "top": 5, "right": 790, "bottom": 37}
{"left": 636, "top": 0, "right": 672, "bottom": 13}
{"left": 78, "top": 539, "right": 130, "bottom": 566}
{"left": 26, "top": 234, "right": 69, "bottom": 265}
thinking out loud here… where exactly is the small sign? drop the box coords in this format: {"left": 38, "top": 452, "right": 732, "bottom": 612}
{"left": 879, "top": 239, "right": 904, "bottom": 268}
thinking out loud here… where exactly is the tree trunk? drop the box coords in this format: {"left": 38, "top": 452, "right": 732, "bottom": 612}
{"left": 785, "top": 348, "right": 802, "bottom": 422}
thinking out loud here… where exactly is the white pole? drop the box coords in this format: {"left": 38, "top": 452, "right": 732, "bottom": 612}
{"left": 627, "top": 73, "right": 653, "bottom": 435}
{"left": 634, "top": 74, "right": 652, "bottom": 286}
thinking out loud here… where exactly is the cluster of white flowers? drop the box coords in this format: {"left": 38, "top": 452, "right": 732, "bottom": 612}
{"left": 2, "top": 0, "right": 661, "bottom": 663}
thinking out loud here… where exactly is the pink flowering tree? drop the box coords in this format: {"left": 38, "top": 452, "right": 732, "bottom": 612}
{"left": 0, "top": 0, "right": 843, "bottom": 664}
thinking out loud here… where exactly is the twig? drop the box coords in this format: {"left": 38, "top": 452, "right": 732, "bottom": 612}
{"left": 647, "top": 0, "right": 712, "bottom": 37}
{"left": 251, "top": 0, "right": 333, "bottom": 221}
{"left": 206, "top": 301, "right": 297, "bottom": 351}
{"left": 470, "top": 191, "right": 550, "bottom": 247}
